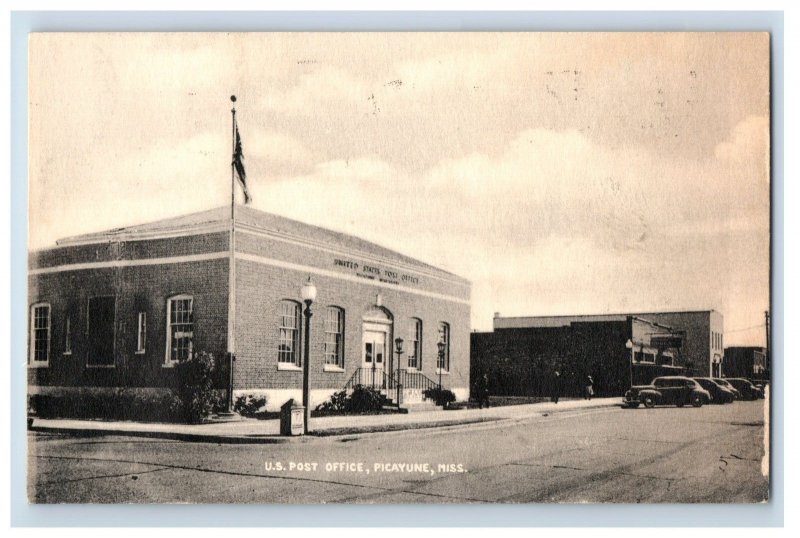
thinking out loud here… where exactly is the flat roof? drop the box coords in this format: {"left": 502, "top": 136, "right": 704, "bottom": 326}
{"left": 493, "top": 310, "right": 716, "bottom": 329}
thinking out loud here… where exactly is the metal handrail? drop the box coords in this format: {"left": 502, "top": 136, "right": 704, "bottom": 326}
{"left": 343, "top": 367, "right": 400, "bottom": 392}
{"left": 394, "top": 368, "right": 441, "bottom": 392}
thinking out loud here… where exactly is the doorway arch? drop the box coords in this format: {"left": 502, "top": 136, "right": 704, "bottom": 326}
{"left": 361, "top": 306, "right": 393, "bottom": 386}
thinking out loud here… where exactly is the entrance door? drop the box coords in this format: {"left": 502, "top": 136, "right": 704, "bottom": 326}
{"left": 362, "top": 330, "right": 386, "bottom": 388}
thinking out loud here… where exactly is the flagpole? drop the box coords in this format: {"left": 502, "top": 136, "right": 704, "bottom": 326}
{"left": 226, "top": 95, "right": 237, "bottom": 415}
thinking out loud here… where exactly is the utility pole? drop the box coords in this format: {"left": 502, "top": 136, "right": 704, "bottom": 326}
{"left": 765, "top": 310, "right": 770, "bottom": 377}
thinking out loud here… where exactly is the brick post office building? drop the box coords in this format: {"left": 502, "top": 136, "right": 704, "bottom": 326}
{"left": 28, "top": 206, "right": 471, "bottom": 412}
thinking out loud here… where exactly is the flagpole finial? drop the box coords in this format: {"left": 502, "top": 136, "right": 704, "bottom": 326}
{"left": 230, "top": 95, "right": 237, "bottom": 102}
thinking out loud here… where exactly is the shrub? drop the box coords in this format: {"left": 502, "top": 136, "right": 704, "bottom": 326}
{"left": 347, "top": 385, "right": 386, "bottom": 413}
{"left": 315, "top": 385, "right": 386, "bottom": 415}
{"left": 234, "top": 394, "right": 268, "bottom": 418}
{"left": 423, "top": 387, "right": 457, "bottom": 408}
{"left": 316, "top": 389, "right": 349, "bottom": 414}
{"left": 172, "top": 350, "right": 217, "bottom": 424}
{"left": 27, "top": 390, "right": 184, "bottom": 422}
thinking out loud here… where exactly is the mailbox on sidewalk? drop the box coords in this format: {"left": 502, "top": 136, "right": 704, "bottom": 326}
{"left": 280, "top": 399, "right": 305, "bottom": 436}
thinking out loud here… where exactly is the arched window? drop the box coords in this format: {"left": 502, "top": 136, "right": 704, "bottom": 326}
{"left": 29, "top": 303, "right": 51, "bottom": 367}
{"left": 324, "top": 306, "right": 345, "bottom": 369}
{"left": 408, "top": 318, "right": 422, "bottom": 370}
{"left": 166, "top": 295, "right": 193, "bottom": 365}
{"left": 438, "top": 322, "right": 450, "bottom": 372}
{"left": 278, "top": 300, "right": 301, "bottom": 366}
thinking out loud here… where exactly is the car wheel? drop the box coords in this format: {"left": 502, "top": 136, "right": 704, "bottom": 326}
{"left": 643, "top": 396, "right": 655, "bottom": 409}
{"left": 691, "top": 394, "right": 703, "bottom": 407}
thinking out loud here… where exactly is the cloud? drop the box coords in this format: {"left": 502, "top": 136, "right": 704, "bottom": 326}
{"left": 27, "top": 33, "right": 770, "bottom": 345}
{"left": 422, "top": 128, "right": 659, "bottom": 253}
{"left": 393, "top": 46, "right": 517, "bottom": 94}
{"left": 247, "top": 118, "right": 768, "bottom": 337}
{"left": 714, "top": 115, "right": 770, "bottom": 180}
{"left": 262, "top": 65, "right": 371, "bottom": 117}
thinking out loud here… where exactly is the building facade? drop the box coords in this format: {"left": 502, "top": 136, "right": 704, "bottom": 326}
{"left": 492, "top": 310, "right": 724, "bottom": 378}
{"left": 28, "top": 206, "right": 471, "bottom": 412}
{"left": 471, "top": 316, "right": 685, "bottom": 398}
{"left": 723, "top": 346, "right": 768, "bottom": 380}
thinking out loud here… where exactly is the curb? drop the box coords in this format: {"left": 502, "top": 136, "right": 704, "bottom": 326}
{"left": 501, "top": 401, "right": 621, "bottom": 418}
{"left": 28, "top": 401, "right": 621, "bottom": 444}
{"left": 29, "top": 425, "right": 295, "bottom": 445}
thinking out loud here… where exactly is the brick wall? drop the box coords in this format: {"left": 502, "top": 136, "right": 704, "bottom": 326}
{"left": 494, "top": 311, "right": 722, "bottom": 379}
{"left": 28, "top": 225, "right": 472, "bottom": 413}
{"left": 724, "top": 347, "right": 767, "bottom": 379}
{"left": 471, "top": 322, "right": 632, "bottom": 398}
{"left": 30, "top": 232, "right": 229, "bottom": 269}
{"left": 28, "top": 233, "right": 230, "bottom": 390}
{"left": 644, "top": 311, "right": 717, "bottom": 376}
{"left": 233, "top": 257, "right": 470, "bottom": 408}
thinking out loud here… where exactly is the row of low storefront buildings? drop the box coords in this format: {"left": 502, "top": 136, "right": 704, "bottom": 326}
{"left": 27, "top": 206, "right": 763, "bottom": 415}
{"left": 472, "top": 311, "right": 725, "bottom": 398}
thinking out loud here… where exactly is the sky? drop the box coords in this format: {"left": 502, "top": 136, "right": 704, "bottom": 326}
{"left": 28, "top": 32, "right": 771, "bottom": 344}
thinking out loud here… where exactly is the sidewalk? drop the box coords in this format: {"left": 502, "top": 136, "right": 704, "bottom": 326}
{"left": 29, "top": 397, "right": 621, "bottom": 444}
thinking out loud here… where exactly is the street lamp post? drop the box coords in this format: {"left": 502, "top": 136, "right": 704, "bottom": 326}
{"left": 225, "top": 352, "right": 235, "bottom": 414}
{"left": 394, "top": 337, "right": 404, "bottom": 405}
{"left": 625, "top": 339, "right": 634, "bottom": 388}
{"left": 437, "top": 340, "right": 446, "bottom": 390}
{"left": 300, "top": 277, "right": 317, "bottom": 435}
{"left": 394, "top": 337, "right": 404, "bottom": 376}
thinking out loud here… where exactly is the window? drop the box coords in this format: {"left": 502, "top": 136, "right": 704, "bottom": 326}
{"left": 29, "top": 303, "right": 51, "bottom": 366}
{"left": 278, "top": 300, "right": 301, "bottom": 366}
{"left": 64, "top": 315, "right": 72, "bottom": 354}
{"left": 136, "top": 312, "right": 147, "bottom": 354}
{"left": 408, "top": 318, "right": 422, "bottom": 369}
{"left": 88, "top": 296, "right": 116, "bottom": 367}
{"left": 166, "top": 296, "right": 193, "bottom": 365}
{"left": 324, "top": 307, "right": 345, "bottom": 368}
{"left": 437, "top": 322, "right": 450, "bottom": 372}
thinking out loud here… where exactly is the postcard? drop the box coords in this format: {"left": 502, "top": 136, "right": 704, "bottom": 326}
{"left": 27, "top": 32, "right": 770, "bottom": 504}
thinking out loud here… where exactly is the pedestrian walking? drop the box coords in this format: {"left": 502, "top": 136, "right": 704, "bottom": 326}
{"left": 584, "top": 375, "right": 594, "bottom": 400}
{"left": 551, "top": 370, "right": 561, "bottom": 404}
{"left": 475, "top": 373, "right": 491, "bottom": 409}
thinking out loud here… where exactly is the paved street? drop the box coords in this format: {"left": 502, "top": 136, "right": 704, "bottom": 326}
{"left": 28, "top": 400, "right": 769, "bottom": 504}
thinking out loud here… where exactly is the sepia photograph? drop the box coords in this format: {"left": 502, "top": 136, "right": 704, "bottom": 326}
{"left": 25, "top": 31, "right": 771, "bottom": 505}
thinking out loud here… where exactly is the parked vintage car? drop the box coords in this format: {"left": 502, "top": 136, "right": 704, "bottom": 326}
{"left": 692, "top": 377, "right": 736, "bottom": 404}
{"left": 725, "top": 378, "right": 764, "bottom": 400}
{"left": 623, "top": 376, "right": 712, "bottom": 408}
{"left": 712, "top": 378, "right": 742, "bottom": 400}
{"left": 752, "top": 380, "right": 768, "bottom": 395}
